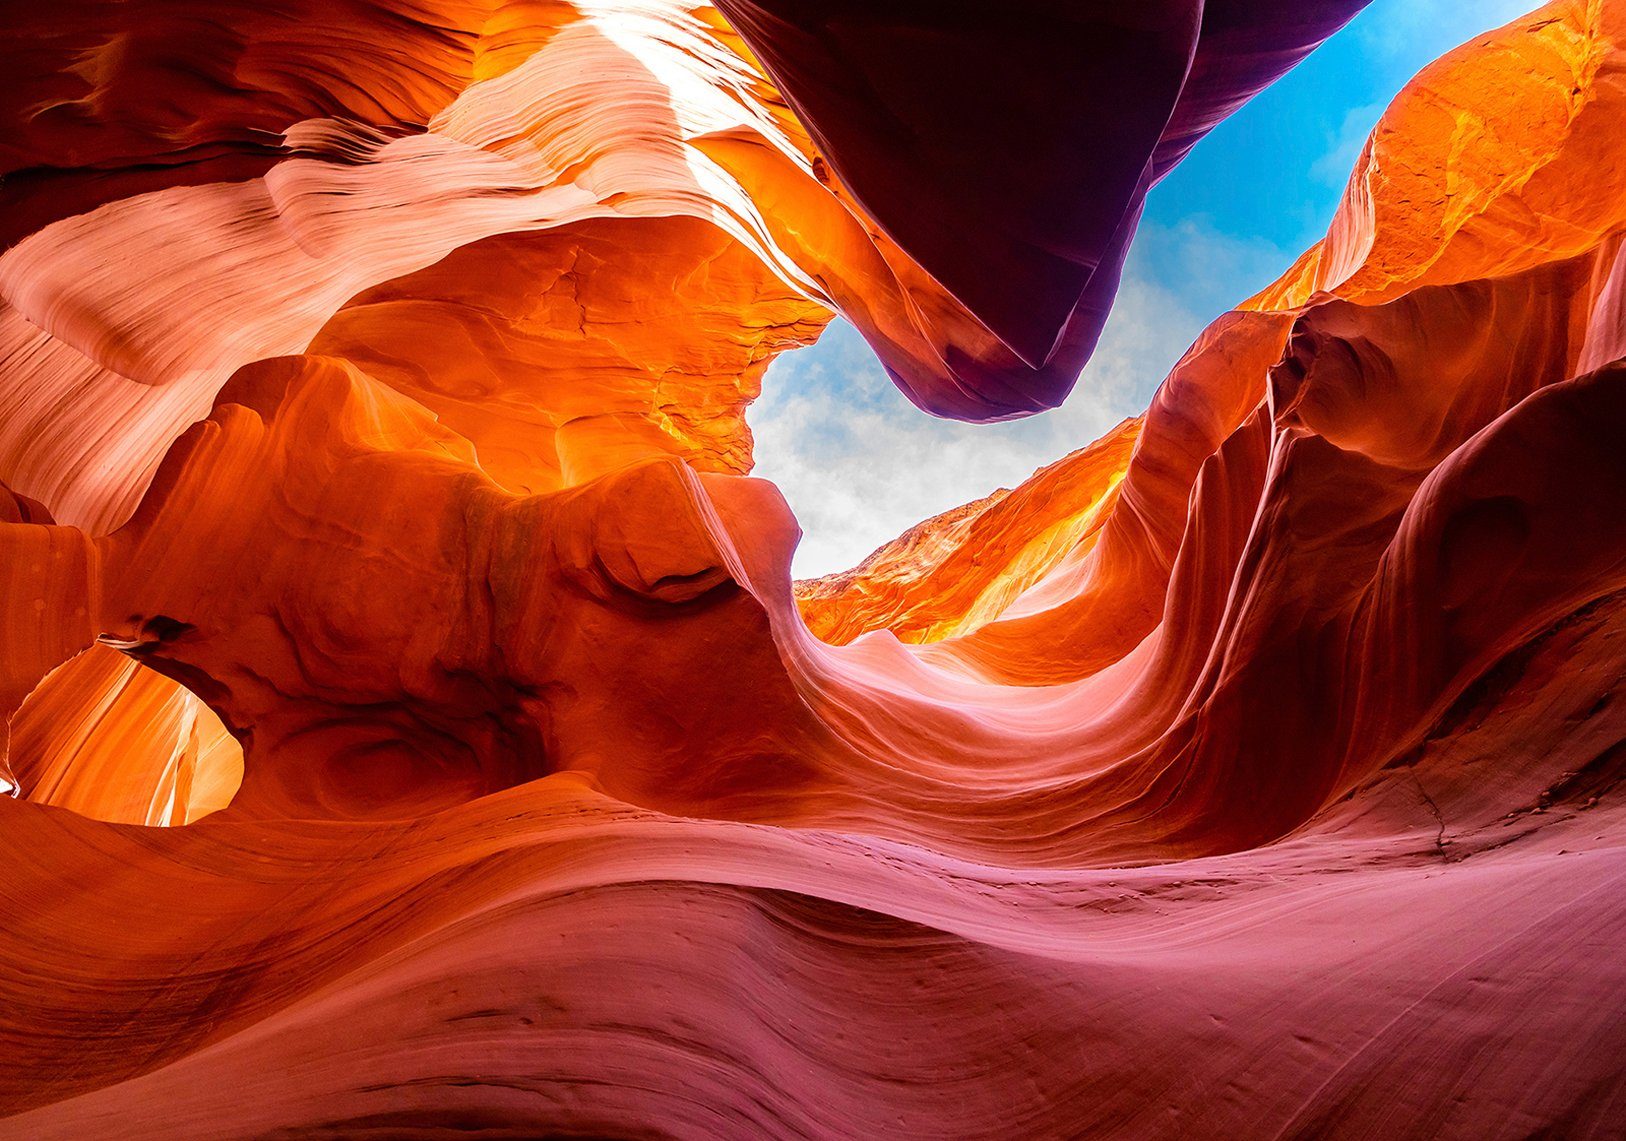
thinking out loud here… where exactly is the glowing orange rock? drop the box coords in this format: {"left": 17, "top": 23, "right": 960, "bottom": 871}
{"left": 8, "top": 646, "right": 239, "bottom": 826}
{"left": 3, "top": 2, "right": 1626, "bottom": 1139}
{"left": 310, "top": 216, "right": 829, "bottom": 495}
{"left": 796, "top": 417, "right": 1142, "bottom": 646}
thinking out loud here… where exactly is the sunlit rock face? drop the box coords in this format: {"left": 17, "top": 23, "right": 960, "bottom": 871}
{"left": 4, "top": 2, "right": 1626, "bottom": 1138}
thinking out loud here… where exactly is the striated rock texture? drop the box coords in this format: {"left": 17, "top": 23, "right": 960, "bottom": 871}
{"left": 4, "top": 2, "right": 1626, "bottom": 1138}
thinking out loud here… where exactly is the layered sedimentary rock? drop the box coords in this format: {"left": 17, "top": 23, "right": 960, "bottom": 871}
{"left": 8, "top": 646, "right": 240, "bottom": 826}
{"left": 5, "top": 1, "right": 1626, "bottom": 1138}
{"left": 0, "top": 0, "right": 1373, "bottom": 535}
{"left": 795, "top": 416, "right": 1143, "bottom": 646}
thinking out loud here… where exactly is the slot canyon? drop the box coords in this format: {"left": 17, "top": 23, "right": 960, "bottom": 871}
{"left": 3, "top": 1, "right": 1626, "bottom": 1136}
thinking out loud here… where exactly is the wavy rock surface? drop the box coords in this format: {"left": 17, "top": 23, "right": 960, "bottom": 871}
{"left": 5, "top": 1, "right": 1626, "bottom": 1138}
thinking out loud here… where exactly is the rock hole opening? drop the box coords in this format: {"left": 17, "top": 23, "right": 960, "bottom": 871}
{"left": 6, "top": 644, "right": 244, "bottom": 827}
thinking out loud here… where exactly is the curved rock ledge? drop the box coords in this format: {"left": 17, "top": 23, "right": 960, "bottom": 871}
{"left": 3, "top": 2, "right": 1626, "bottom": 1137}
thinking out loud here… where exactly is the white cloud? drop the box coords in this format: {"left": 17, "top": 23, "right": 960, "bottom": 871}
{"left": 1132, "top": 216, "right": 1294, "bottom": 321}
{"left": 748, "top": 232, "right": 1251, "bottom": 577}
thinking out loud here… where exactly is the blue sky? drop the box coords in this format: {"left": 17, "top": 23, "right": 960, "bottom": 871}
{"left": 751, "top": 0, "right": 1539, "bottom": 577}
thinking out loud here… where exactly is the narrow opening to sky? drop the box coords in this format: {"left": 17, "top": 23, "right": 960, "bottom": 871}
{"left": 750, "top": 0, "right": 1537, "bottom": 579}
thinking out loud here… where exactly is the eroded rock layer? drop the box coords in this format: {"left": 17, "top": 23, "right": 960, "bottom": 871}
{"left": 5, "top": 2, "right": 1626, "bottom": 1138}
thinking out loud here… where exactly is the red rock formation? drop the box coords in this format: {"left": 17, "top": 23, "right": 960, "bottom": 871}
{"left": 5, "top": 1, "right": 1626, "bottom": 1138}
{"left": 8, "top": 646, "right": 240, "bottom": 826}
{"left": 712, "top": 0, "right": 1372, "bottom": 412}
{"left": 796, "top": 417, "right": 1143, "bottom": 646}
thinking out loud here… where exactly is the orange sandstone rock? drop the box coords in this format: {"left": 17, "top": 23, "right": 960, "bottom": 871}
{"left": 4, "top": 2, "right": 1626, "bottom": 1139}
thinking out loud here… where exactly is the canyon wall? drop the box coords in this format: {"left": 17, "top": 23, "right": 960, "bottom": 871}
{"left": 5, "top": 2, "right": 1626, "bottom": 1137}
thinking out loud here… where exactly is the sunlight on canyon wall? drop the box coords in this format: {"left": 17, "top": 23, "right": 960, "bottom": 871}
{"left": 3, "top": 2, "right": 1626, "bottom": 1137}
